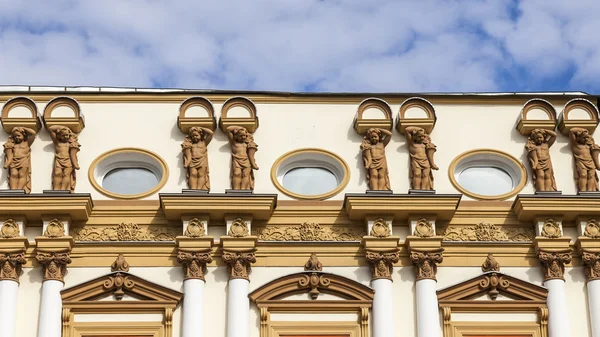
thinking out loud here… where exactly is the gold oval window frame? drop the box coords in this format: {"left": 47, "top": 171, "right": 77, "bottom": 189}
{"left": 271, "top": 148, "right": 350, "bottom": 201}
{"left": 448, "top": 149, "right": 527, "bottom": 201}
{"left": 88, "top": 147, "right": 169, "bottom": 200}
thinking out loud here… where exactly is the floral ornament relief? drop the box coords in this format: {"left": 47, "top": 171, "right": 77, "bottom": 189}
{"left": 177, "top": 251, "right": 212, "bottom": 281}
{"left": 0, "top": 252, "right": 26, "bottom": 281}
{"left": 410, "top": 249, "right": 443, "bottom": 281}
{"left": 44, "top": 219, "right": 65, "bottom": 238}
{"left": 0, "top": 219, "right": 20, "bottom": 238}
{"left": 222, "top": 250, "right": 256, "bottom": 280}
{"left": 36, "top": 251, "right": 72, "bottom": 282}
{"left": 414, "top": 218, "right": 434, "bottom": 238}
{"left": 366, "top": 250, "right": 400, "bottom": 281}
{"left": 584, "top": 219, "right": 600, "bottom": 239}
{"left": 111, "top": 254, "right": 130, "bottom": 272}
{"left": 540, "top": 219, "right": 562, "bottom": 238}
{"left": 228, "top": 218, "right": 249, "bottom": 238}
{"left": 253, "top": 222, "right": 365, "bottom": 241}
{"left": 538, "top": 249, "right": 572, "bottom": 281}
{"left": 441, "top": 222, "right": 534, "bottom": 242}
{"left": 72, "top": 223, "right": 179, "bottom": 242}
{"left": 370, "top": 219, "right": 391, "bottom": 238}
{"left": 481, "top": 254, "right": 500, "bottom": 272}
{"left": 184, "top": 218, "right": 206, "bottom": 237}
{"left": 304, "top": 253, "right": 323, "bottom": 271}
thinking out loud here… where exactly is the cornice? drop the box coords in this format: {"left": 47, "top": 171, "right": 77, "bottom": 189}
{"left": 512, "top": 194, "right": 600, "bottom": 221}
{"left": 159, "top": 193, "right": 277, "bottom": 220}
{"left": 343, "top": 193, "right": 462, "bottom": 221}
{"left": 0, "top": 193, "right": 93, "bottom": 221}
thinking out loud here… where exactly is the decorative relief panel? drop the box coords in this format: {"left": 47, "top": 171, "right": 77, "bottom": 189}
{"left": 540, "top": 219, "right": 562, "bottom": 238}
{"left": 369, "top": 218, "right": 391, "bottom": 238}
{"left": 441, "top": 222, "right": 534, "bottom": 242}
{"left": 413, "top": 218, "right": 434, "bottom": 237}
{"left": 0, "top": 219, "right": 20, "bottom": 238}
{"left": 72, "top": 223, "right": 179, "bottom": 242}
{"left": 44, "top": 218, "right": 66, "bottom": 238}
{"left": 584, "top": 219, "right": 600, "bottom": 238}
{"left": 253, "top": 222, "right": 365, "bottom": 241}
{"left": 228, "top": 218, "right": 249, "bottom": 237}
{"left": 184, "top": 218, "right": 206, "bottom": 237}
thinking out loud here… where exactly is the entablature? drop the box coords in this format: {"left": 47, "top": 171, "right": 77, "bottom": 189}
{"left": 159, "top": 192, "right": 277, "bottom": 220}
{"left": 0, "top": 193, "right": 93, "bottom": 221}
{"left": 512, "top": 194, "right": 600, "bottom": 221}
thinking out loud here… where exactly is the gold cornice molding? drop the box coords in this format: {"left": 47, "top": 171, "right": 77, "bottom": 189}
{"left": 159, "top": 193, "right": 277, "bottom": 221}
{"left": 343, "top": 193, "right": 461, "bottom": 221}
{"left": 513, "top": 195, "right": 600, "bottom": 221}
{"left": 0, "top": 194, "right": 93, "bottom": 221}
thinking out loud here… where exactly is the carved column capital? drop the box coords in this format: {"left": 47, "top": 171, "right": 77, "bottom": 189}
{"left": 365, "top": 250, "right": 399, "bottom": 281}
{"left": 222, "top": 250, "right": 256, "bottom": 281}
{"left": 0, "top": 252, "right": 26, "bottom": 282}
{"left": 582, "top": 250, "right": 600, "bottom": 282}
{"left": 410, "top": 248, "right": 444, "bottom": 281}
{"left": 177, "top": 250, "right": 213, "bottom": 281}
{"left": 36, "top": 251, "right": 71, "bottom": 282}
{"left": 537, "top": 249, "right": 572, "bottom": 281}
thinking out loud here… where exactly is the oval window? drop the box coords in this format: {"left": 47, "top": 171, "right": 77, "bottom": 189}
{"left": 271, "top": 148, "right": 350, "bottom": 200}
{"left": 457, "top": 167, "right": 513, "bottom": 196}
{"left": 88, "top": 148, "right": 169, "bottom": 199}
{"left": 282, "top": 167, "right": 339, "bottom": 196}
{"left": 102, "top": 167, "right": 159, "bottom": 195}
{"left": 449, "top": 149, "right": 526, "bottom": 200}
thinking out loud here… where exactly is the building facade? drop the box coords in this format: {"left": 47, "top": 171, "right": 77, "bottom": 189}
{"left": 0, "top": 86, "right": 599, "bottom": 337}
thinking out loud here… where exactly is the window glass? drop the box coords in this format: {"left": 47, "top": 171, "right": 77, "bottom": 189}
{"left": 458, "top": 167, "right": 513, "bottom": 196}
{"left": 282, "top": 167, "right": 339, "bottom": 196}
{"left": 102, "top": 167, "right": 159, "bottom": 195}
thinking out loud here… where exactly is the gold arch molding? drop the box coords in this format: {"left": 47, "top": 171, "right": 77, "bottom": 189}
{"left": 88, "top": 147, "right": 170, "bottom": 200}
{"left": 448, "top": 149, "right": 527, "bottom": 201}
{"left": 270, "top": 148, "right": 351, "bottom": 201}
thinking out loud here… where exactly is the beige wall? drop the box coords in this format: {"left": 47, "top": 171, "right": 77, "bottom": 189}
{"left": 0, "top": 97, "right": 591, "bottom": 200}
{"left": 15, "top": 264, "right": 592, "bottom": 337}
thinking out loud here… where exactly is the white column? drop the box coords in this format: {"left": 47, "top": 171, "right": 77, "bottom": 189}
{"left": 588, "top": 280, "right": 600, "bottom": 337}
{"left": 37, "top": 280, "right": 63, "bottom": 337}
{"left": 182, "top": 279, "right": 205, "bottom": 337}
{"left": 545, "top": 279, "right": 570, "bottom": 337}
{"left": 0, "top": 280, "right": 18, "bottom": 337}
{"left": 227, "top": 278, "right": 250, "bottom": 337}
{"left": 416, "top": 278, "right": 442, "bottom": 337}
{"left": 371, "top": 278, "right": 394, "bottom": 337}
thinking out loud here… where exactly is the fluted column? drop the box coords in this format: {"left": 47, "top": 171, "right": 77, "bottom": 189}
{"left": 582, "top": 250, "right": 600, "bottom": 337}
{"left": 222, "top": 217, "right": 257, "bottom": 337}
{"left": 410, "top": 248, "right": 444, "bottom": 337}
{"left": 0, "top": 218, "right": 28, "bottom": 337}
{"left": 362, "top": 219, "right": 399, "bottom": 337}
{"left": 538, "top": 249, "right": 572, "bottom": 337}
{"left": 35, "top": 218, "right": 73, "bottom": 337}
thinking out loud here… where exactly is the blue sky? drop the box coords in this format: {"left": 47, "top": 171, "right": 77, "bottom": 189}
{"left": 0, "top": 0, "right": 599, "bottom": 93}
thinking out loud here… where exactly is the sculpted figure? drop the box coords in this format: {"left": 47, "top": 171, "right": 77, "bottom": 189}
{"left": 3, "top": 127, "right": 36, "bottom": 193}
{"left": 405, "top": 126, "right": 438, "bottom": 190}
{"left": 361, "top": 128, "right": 392, "bottom": 190}
{"left": 525, "top": 129, "right": 557, "bottom": 192}
{"left": 48, "top": 125, "right": 80, "bottom": 191}
{"left": 569, "top": 127, "right": 600, "bottom": 192}
{"left": 182, "top": 126, "right": 213, "bottom": 190}
{"left": 226, "top": 126, "right": 258, "bottom": 190}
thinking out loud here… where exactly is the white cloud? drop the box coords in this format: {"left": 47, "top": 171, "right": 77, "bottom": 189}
{"left": 0, "top": 0, "right": 598, "bottom": 92}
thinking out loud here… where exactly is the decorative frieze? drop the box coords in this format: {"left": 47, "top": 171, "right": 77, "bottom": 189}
{"left": 584, "top": 219, "right": 600, "bottom": 238}
{"left": 36, "top": 251, "right": 71, "bottom": 282}
{"left": 538, "top": 249, "right": 572, "bottom": 281}
{"left": 43, "top": 218, "right": 66, "bottom": 238}
{"left": 441, "top": 222, "right": 534, "bottom": 242}
{"left": 410, "top": 248, "right": 444, "bottom": 281}
{"left": 72, "top": 223, "right": 179, "bottom": 241}
{"left": 222, "top": 250, "right": 256, "bottom": 280}
{"left": 0, "top": 252, "right": 26, "bottom": 282}
{"left": 253, "top": 222, "right": 365, "bottom": 241}
{"left": 177, "top": 251, "right": 212, "bottom": 281}
{"left": 228, "top": 218, "right": 249, "bottom": 237}
{"left": 582, "top": 251, "right": 600, "bottom": 282}
{"left": 184, "top": 218, "right": 206, "bottom": 237}
{"left": 365, "top": 250, "right": 400, "bottom": 281}
{"left": 0, "top": 219, "right": 20, "bottom": 238}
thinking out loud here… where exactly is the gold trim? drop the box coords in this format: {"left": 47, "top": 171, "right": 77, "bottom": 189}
{"left": 270, "top": 148, "right": 351, "bottom": 201}
{"left": 449, "top": 322, "right": 542, "bottom": 337}
{"left": 448, "top": 148, "right": 527, "bottom": 201}
{"left": 269, "top": 321, "right": 361, "bottom": 337}
{"left": 70, "top": 321, "right": 164, "bottom": 337}
{"left": 87, "top": 147, "right": 170, "bottom": 200}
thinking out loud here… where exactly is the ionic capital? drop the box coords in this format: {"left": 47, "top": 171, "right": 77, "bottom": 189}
{"left": 410, "top": 248, "right": 444, "bottom": 281}
{"left": 177, "top": 250, "right": 213, "bottom": 281}
{"left": 222, "top": 250, "right": 256, "bottom": 281}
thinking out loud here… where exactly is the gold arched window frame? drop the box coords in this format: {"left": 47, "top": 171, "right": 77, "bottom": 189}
{"left": 249, "top": 271, "right": 374, "bottom": 337}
